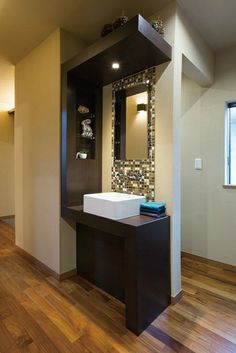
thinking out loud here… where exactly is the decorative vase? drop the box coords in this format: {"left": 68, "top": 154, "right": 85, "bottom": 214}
{"left": 101, "top": 24, "right": 113, "bottom": 37}
{"left": 151, "top": 18, "right": 164, "bottom": 36}
{"left": 113, "top": 14, "right": 128, "bottom": 30}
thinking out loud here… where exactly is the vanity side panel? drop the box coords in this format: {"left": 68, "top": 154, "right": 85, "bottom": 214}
{"left": 136, "top": 216, "right": 171, "bottom": 334}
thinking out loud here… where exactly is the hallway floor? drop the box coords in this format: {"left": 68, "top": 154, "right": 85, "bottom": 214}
{"left": 0, "top": 220, "right": 235, "bottom": 353}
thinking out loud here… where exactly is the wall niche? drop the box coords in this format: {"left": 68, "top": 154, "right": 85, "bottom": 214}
{"left": 61, "top": 73, "right": 102, "bottom": 208}
{"left": 75, "top": 85, "right": 96, "bottom": 160}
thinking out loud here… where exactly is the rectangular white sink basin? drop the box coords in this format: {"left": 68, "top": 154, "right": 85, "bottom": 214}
{"left": 84, "top": 192, "right": 146, "bottom": 220}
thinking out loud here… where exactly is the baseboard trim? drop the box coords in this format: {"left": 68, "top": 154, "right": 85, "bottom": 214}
{"left": 15, "top": 245, "right": 60, "bottom": 280}
{"left": 15, "top": 245, "right": 78, "bottom": 281}
{"left": 171, "top": 290, "right": 183, "bottom": 305}
{"left": 181, "top": 251, "right": 236, "bottom": 273}
{"left": 0, "top": 215, "right": 15, "bottom": 219}
{"left": 59, "top": 269, "right": 77, "bottom": 281}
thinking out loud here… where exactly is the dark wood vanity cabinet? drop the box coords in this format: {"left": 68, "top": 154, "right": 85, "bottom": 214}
{"left": 63, "top": 207, "right": 171, "bottom": 335}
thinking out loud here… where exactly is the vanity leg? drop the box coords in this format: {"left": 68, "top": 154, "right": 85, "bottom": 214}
{"left": 125, "top": 233, "right": 139, "bottom": 334}
{"left": 125, "top": 217, "right": 171, "bottom": 335}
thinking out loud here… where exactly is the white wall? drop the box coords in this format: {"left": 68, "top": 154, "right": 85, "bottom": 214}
{"left": 181, "top": 46, "right": 236, "bottom": 266}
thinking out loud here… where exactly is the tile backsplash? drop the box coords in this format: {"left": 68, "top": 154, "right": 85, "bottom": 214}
{"left": 111, "top": 67, "right": 156, "bottom": 200}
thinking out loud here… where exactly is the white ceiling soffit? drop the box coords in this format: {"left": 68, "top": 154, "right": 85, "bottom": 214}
{"left": 0, "top": 0, "right": 171, "bottom": 64}
{"left": 177, "top": 0, "right": 236, "bottom": 52}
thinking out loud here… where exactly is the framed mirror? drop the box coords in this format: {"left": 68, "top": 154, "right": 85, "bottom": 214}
{"left": 111, "top": 67, "right": 156, "bottom": 200}
{"left": 114, "top": 84, "right": 150, "bottom": 160}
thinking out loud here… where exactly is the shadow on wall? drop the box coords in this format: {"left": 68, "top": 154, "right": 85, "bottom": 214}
{"left": 1, "top": 217, "right": 15, "bottom": 228}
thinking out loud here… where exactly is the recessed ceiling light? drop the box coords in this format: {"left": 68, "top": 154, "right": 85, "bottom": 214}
{"left": 112, "top": 62, "right": 120, "bottom": 69}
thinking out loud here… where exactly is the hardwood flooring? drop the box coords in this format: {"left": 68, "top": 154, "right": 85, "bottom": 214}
{"left": 0, "top": 220, "right": 235, "bottom": 352}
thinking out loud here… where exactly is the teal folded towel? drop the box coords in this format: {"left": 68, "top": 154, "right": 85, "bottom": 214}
{"left": 140, "top": 201, "right": 166, "bottom": 212}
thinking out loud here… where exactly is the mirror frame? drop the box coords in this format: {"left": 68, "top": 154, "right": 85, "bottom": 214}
{"left": 111, "top": 67, "right": 156, "bottom": 200}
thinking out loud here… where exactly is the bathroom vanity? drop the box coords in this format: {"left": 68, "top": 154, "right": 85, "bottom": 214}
{"left": 62, "top": 206, "right": 170, "bottom": 335}
{"left": 61, "top": 14, "right": 172, "bottom": 335}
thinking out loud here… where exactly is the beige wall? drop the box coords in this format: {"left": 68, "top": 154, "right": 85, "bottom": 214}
{"left": 0, "top": 59, "right": 15, "bottom": 217}
{"left": 15, "top": 29, "right": 61, "bottom": 272}
{"left": 177, "top": 6, "right": 214, "bottom": 87}
{"left": 0, "top": 58, "right": 15, "bottom": 106}
{"left": 181, "top": 46, "right": 236, "bottom": 266}
{"left": 0, "top": 109, "right": 14, "bottom": 216}
{"left": 126, "top": 92, "right": 148, "bottom": 160}
{"left": 15, "top": 28, "right": 85, "bottom": 274}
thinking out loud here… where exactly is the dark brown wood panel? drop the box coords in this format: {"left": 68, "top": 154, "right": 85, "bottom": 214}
{"left": 76, "top": 224, "right": 125, "bottom": 302}
{"left": 62, "top": 15, "right": 171, "bottom": 86}
{"left": 61, "top": 75, "right": 102, "bottom": 208}
{"left": 74, "top": 212, "right": 170, "bottom": 335}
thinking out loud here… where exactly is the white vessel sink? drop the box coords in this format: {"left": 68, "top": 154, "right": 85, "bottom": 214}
{"left": 83, "top": 192, "right": 146, "bottom": 220}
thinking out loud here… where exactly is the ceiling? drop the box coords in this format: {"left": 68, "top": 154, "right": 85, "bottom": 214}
{"left": 177, "top": 0, "right": 236, "bottom": 52}
{"left": 0, "top": 0, "right": 171, "bottom": 64}
{"left": 1, "top": 0, "right": 236, "bottom": 65}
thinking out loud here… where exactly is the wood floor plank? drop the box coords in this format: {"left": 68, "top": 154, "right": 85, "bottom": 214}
{"left": 0, "top": 319, "right": 19, "bottom": 352}
{"left": 0, "top": 221, "right": 236, "bottom": 353}
{"left": 173, "top": 297, "right": 236, "bottom": 344}
{"left": 3, "top": 315, "right": 33, "bottom": 348}
{"left": 24, "top": 286, "right": 81, "bottom": 343}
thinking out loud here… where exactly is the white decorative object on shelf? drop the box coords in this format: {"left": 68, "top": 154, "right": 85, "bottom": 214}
{"left": 81, "top": 119, "right": 94, "bottom": 139}
{"left": 76, "top": 152, "right": 87, "bottom": 159}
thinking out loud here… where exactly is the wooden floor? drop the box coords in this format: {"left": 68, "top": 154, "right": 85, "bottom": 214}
{"left": 0, "top": 221, "right": 236, "bottom": 353}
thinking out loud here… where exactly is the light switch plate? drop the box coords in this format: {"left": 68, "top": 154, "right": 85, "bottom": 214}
{"left": 195, "top": 158, "right": 203, "bottom": 170}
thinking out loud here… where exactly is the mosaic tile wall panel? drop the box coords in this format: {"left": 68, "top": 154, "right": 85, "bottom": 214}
{"left": 111, "top": 68, "right": 156, "bottom": 200}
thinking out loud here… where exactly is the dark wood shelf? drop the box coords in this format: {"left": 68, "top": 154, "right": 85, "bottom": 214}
{"left": 62, "top": 14, "right": 172, "bottom": 86}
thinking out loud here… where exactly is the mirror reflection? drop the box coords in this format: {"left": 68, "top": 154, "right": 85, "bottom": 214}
{"left": 114, "top": 84, "right": 149, "bottom": 160}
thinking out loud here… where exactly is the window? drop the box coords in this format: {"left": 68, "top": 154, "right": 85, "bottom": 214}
{"left": 225, "top": 102, "right": 236, "bottom": 185}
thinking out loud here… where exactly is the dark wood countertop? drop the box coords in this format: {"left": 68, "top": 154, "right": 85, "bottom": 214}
{"left": 62, "top": 205, "right": 169, "bottom": 238}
